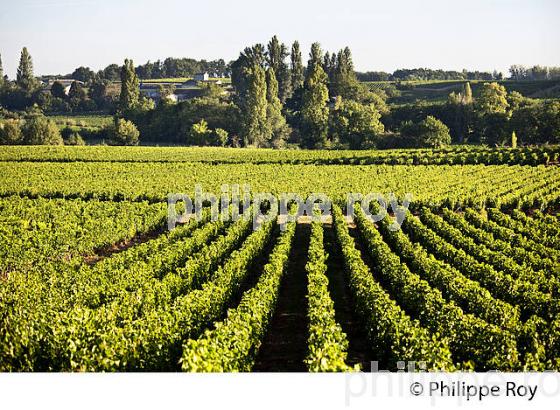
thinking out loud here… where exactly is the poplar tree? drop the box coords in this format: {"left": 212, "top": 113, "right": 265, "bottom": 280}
{"left": 463, "top": 82, "right": 473, "bottom": 104}
{"left": 306, "top": 42, "right": 323, "bottom": 79}
{"left": 241, "top": 64, "right": 270, "bottom": 147}
{"left": 0, "top": 53, "right": 4, "bottom": 86}
{"left": 290, "top": 41, "right": 304, "bottom": 91}
{"left": 323, "top": 51, "right": 335, "bottom": 82}
{"left": 301, "top": 63, "right": 329, "bottom": 148}
{"left": 119, "top": 59, "right": 140, "bottom": 111}
{"left": 16, "top": 47, "right": 36, "bottom": 91}
{"left": 266, "top": 35, "right": 291, "bottom": 102}
{"left": 231, "top": 44, "right": 265, "bottom": 104}
{"left": 266, "top": 67, "right": 289, "bottom": 147}
{"left": 267, "top": 36, "right": 282, "bottom": 74}
{"left": 331, "top": 47, "right": 360, "bottom": 99}
{"left": 477, "top": 82, "right": 509, "bottom": 114}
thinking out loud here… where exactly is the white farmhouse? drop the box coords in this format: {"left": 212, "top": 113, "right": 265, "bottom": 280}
{"left": 193, "top": 72, "right": 209, "bottom": 82}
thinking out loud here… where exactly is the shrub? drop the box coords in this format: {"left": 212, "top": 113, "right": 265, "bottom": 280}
{"left": 330, "top": 99, "right": 384, "bottom": 149}
{"left": 108, "top": 118, "right": 140, "bottom": 146}
{"left": 213, "top": 128, "right": 229, "bottom": 147}
{"left": 21, "top": 115, "right": 63, "bottom": 145}
{"left": 65, "top": 132, "right": 86, "bottom": 146}
{"left": 0, "top": 119, "right": 23, "bottom": 145}
{"left": 401, "top": 116, "right": 451, "bottom": 148}
{"left": 187, "top": 119, "right": 211, "bottom": 146}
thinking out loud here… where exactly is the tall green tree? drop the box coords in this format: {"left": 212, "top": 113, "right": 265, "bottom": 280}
{"left": 0, "top": 53, "right": 4, "bottom": 86}
{"left": 447, "top": 82, "right": 474, "bottom": 142}
{"left": 22, "top": 115, "right": 63, "bottom": 145}
{"left": 301, "top": 63, "right": 329, "bottom": 148}
{"left": 463, "top": 82, "right": 473, "bottom": 104}
{"left": 330, "top": 99, "right": 384, "bottom": 149}
{"left": 401, "top": 116, "right": 451, "bottom": 148}
{"left": 323, "top": 51, "right": 333, "bottom": 81}
{"left": 16, "top": 47, "right": 36, "bottom": 91}
{"left": 474, "top": 82, "right": 510, "bottom": 144}
{"left": 477, "top": 82, "right": 509, "bottom": 114}
{"left": 266, "top": 67, "right": 290, "bottom": 147}
{"left": 50, "top": 81, "right": 66, "bottom": 99}
{"left": 68, "top": 81, "right": 87, "bottom": 100}
{"left": 266, "top": 36, "right": 291, "bottom": 102}
{"left": 290, "top": 41, "right": 304, "bottom": 91}
{"left": 231, "top": 44, "right": 265, "bottom": 105}
{"left": 306, "top": 42, "right": 323, "bottom": 79}
{"left": 119, "top": 59, "right": 140, "bottom": 111}
{"left": 330, "top": 47, "right": 361, "bottom": 100}
{"left": 241, "top": 64, "right": 270, "bottom": 147}
{"left": 71, "top": 66, "right": 96, "bottom": 83}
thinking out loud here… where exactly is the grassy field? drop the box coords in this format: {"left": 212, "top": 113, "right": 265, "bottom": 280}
{"left": 48, "top": 114, "right": 113, "bottom": 130}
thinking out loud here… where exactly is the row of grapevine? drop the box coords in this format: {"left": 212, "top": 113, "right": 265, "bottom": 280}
{"left": 165, "top": 214, "right": 254, "bottom": 299}
{"left": 511, "top": 209, "right": 560, "bottom": 248}
{"left": 354, "top": 207, "right": 519, "bottom": 370}
{"left": 401, "top": 212, "right": 552, "bottom": 318}
{"left": 441, "top": 209, "right": 559, "bottom": 283}
{"left": 1, "top": 161, "right": 558, "bottom": 209}
{"left": 0, "top": 196, "right": 166, "bottom": 272}
{"left": 1, "top": 145, "right": 558, "bottom": 166}
{"left": 420, "top": 208, "right": 560, "bottom": 368}
{"left": 0, "top": 215, "right": 224, "bottom": 371}
{"left": 375, "top": 209, "right": 520, "bottom": 331}
{"left": 305, "top": 220, "right": 356, "bottom": 372}
{"left": 530, "top": 209, "right": 560, "bottom": 231}
{"left": 464, "top": 209, "right": 559, "bottom": 269}
{"left": 488, "top": 208, "right": 560, "bottom": 253}
{"left": 419, "top": 208, "right": 558, "bottom": 295}
{"left": 331, "top": 205, "right": 456, "bottom": 370}
{"left": 180, "top": 221, "right": 296, "bottom": 371}
{"left": 50, "top": 218, "right": 278, "bottom": 371}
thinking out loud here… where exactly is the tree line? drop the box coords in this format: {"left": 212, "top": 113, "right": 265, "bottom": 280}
{"left": 0, "top": 48, "right": 117, "bottom": 113}
{"left": 385, "top": 82, "right": 560, "bottom": 147}
{"left": 508, "top": 65, "right": 560, "bottom": 81}
{"left": 356, "top": 68, "right": 503, "bottom": 82}
{"left": 70, "top": 58, "right": 229, "bottom": 83}
{"left": 1, "top": 42, "right": 560, "bottom": 148}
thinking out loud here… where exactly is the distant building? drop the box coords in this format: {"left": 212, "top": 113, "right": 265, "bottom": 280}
{"left": 139, "top": 82, "right": 204, "bottom": 103}
{"left": 138, "top": 73, "right": 229, "bottom": 104}
{"left": 193, "top": 72, "right": 209, "bottom": 82}
{"left": 43, "top": 79, "right": 84, "bottom": 95}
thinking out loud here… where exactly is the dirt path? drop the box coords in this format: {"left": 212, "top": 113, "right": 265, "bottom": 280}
{"left": 323, "top": 223, "right": 374, "bottom": 371}
{"left": 83, "top": 224, "right": 167, "bottom": 265}
{"left": 253, "top": 223, "right": 311, "bottom": 372}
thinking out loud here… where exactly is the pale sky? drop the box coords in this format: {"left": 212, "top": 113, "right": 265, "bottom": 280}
{"left": 0, "top": 0, "right": 559, "bottom": 78}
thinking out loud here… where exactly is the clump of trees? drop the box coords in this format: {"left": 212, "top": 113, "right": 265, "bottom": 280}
{"left": 387, "top": 80, "right": 560, "bottom": 147}
{"left": 509, "top": 65, "right": 560, "bottom": 81}
{"left": 356, "top": 68, "right": 502, "bottom": 82}
{"left": 108, "top": 118, "right": 139, "bottom": 146}
{"left": 0, "top": 47, "right": 116, "bottom": 113}
{"left": 230, "top": 37, "right": 387, "bottom": 149}
{"left": 0, "top": 119, "right": 23, "bottom": 144}
{"left": 0, "top": 113, "right": 63, "bottom": 145}
{"left": 400, "top": 116, "right": 451, "bottom": 148}
{"left": 186, "top": 119, "right": 229, "bottom": 146}
{"left": 330, "top": 98, "right": 384, "bottom": 149}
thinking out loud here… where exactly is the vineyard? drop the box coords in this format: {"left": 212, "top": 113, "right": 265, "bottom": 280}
{"left": 1, "top": 146, "right": 559, "bottom": 371}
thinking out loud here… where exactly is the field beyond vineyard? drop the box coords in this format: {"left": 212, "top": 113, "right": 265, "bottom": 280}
{"left": 1, "top": 146, "right": 559, "bottom": 372}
